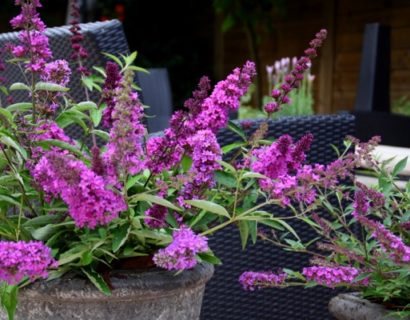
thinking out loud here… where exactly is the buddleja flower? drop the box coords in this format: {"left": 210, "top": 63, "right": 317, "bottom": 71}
{"left": 0, "top": 240, "right": 57, "bottom": 285}
{"left": 177, "top": 130, "right": 222, "bottom": 205}
{"left": 144, "top": 204, "right": 168, "bottom": 228}
{"left": 250, "top": 133, "right": 315, "bottom": 204}
{"left": 29, "top": 120, "right": 73, "bottom": 163}
{"left": 68, "top": 0, "right": 89, "bottom": 75}
{"left": 104, "top": 69, "right": 146, "bottom": 180}
{"left": 9, "top": 0, "right": 52, "bottom": 72}
{"left": 264, "top": 29, "right": 327, "bottom": 114}
{"left": 353, "top": 191, "right": 410, "bottom": 263}
{"left": 302, "top": 266, "right": 368, "bottom": 287}
{"left": 33, "top": 151, "right": 126, "bottom": 228}
{"left": 102, "top": 61, "right": 122, "bottom": 128}
{"left": 41, "top": 59, "right": 71, "bottom": 86}
{"left": 146, "top": 76, "right": 211, "bottom": 174}
{"left": 239, "top": 271, "right": 287, "bottom": 291}
{"left": 153, "top": 226, "right": 209, "bottom": 270}
{"left": 197, "top": 61, "right": 256, "bottom": 132}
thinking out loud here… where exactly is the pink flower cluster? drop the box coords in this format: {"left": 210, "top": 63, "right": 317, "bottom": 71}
{"left": 147, "top": 62, "right": 254, "bottom": 177}
{"left": 68, "top": 0, "right": 89, "bottom": 75}
{"left": 239, "top": 271, "right": 287, "bottom": 291}
{"left": 102, "top": 61, "right": 122, "bottom": 128}
{"left": 251, "top": 133, "right": 317, "bottom": 204}
{"left": 178, "top": 130, "right": 222, "bottom": 205}
{"left": 264, "top": 29, "right": 327, "bottom": 114}
{"left": 9, "top": 0, "right": 52, "bottom": 72}
{"left": 0, "top": 240, "right": 57, "bottom": 285}
{"left": 153, "top": 226, "right": 209, "bottom": 270}
{"left": 197, "top": 61, "right": 256, "bottom": 132}
{"left": 104, "top": 83, "right": 146, "bottom": 180}
{"left": 41, "top": 59, "right": 71, "bottom": 86}
{"left": 144, "top": 204, "right": 168, "bottom": 228}
{"left": 29, "top": 120, "right": 73, "bottom": 161}
{"left": 352, "top": 191, "right": 410, "bottom": 263}
{"left": 33, "top": 151, "right": 126, "bottom": 228}
{"left": 302, "top": 266, "right": 367, "bottom": 287}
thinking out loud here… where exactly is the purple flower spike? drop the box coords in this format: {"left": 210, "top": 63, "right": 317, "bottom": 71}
{"left": 0, "top": 241, "right": 57, "bottom": 285}
{"left": 153, "top": 226, "right": 209, "bottom": 270}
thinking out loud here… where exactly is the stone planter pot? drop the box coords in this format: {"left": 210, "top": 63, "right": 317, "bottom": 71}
{"left": 0, "top": 263, "right": 214, "bottom": 320}
{"left": 329, "top": 293, "right": 409, "bottom": 320}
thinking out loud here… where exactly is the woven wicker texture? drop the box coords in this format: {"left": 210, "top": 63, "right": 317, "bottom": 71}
{"left": 201, "top": 113, "right": 355, "bottom": 320}
{"left": 0, "top": 20, "right": 135, "bottom": 140}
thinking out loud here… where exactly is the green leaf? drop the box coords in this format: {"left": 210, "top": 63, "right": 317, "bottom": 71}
{"left": 34, "top": 140, "right": 86, "bottom": 161}
{"left": 131, "top": 193, "right": 182, "bottom": 211}
{"left": 102, "top": 52, "right": 123, "bottom": 67}
{"left": 227, "top": 120, "right": 246, "bottom": 141}
{"left": 238, "top": 220, "right": 249, "bottom": 249}
{"left": 0, "top": 135, "right": 27, "bottom": 159}
{"left": 221, "top": 142, "right": 245, "bottom": 154}
{"left": 0, "top": 195, "right": 22, "bottom": 208}
{"left": 0, "top": 85, "right": 8, "bottom": 96}
{"left": 0, "top": 283, "right": 18, "bottom": 320}
{"left": 392, "top": 157, "right": 408, "bottom": 176}
{"left": 81, "top": 268, "right": 111, "bottom": 296}
{"left": 214, "top": 170, "right": 237, "bottom": 188}
{"left": 9, "top": 82, "right": 30, "bottom": 91}
{"left": 35, "top": 82, "right": 69, "bottom": 92}
{"left": 0, "top": 109, "right": 14, "bottom": 126}
{"left": 55, "top": 112, "right": 88, "bottom": 132}
{"left": 248, "top": 221, "right": 257, "bottom": 244}
{"left": 241, "top": 172, "right": 267, "bottom": 180}
{"left": 6, "top": 102, "right": 32, "bottom": 113}
{"left": 75, "top": 101, "right": 98, "bottom": 111}
{"left": 92, "top": 129, "right": 109, "bottom": 141}
{"left": 284, "top": 239, "right": 305, "bottom": 250}
{"left": 283, "top": 268, "right": 305, "bottom": 280}
{"left": 128, "top": 65, "right": 149, "bottom": 73}
{"left": 197, "top": 252, "right": 222, "bottom": 265}
{"left": 23, "top": 214, "right": 63, "bottom": 227}
{"left": 181, "top": 155, "right": 192, "bottom": 172}
{"left": 58, "top": 248, "right": 85, "bottom": 265}
{"left": 112, "top": 224, "right": 130, "bottom": 253}
{"left": 30, "top": 221, "right": 73, "bottom": 241}
{"left": 185, "top": 199, "right": 230, "bottom": 218}
{"left": 31, "top": 224, "right": 59, "bottom": 241}
{"left": 92, "top": 66, "right": 106, "bottom": 77}
{"left": 81, "top": 251, "right": 93, "bottom": 266}
{"left": 90, "top": 109, "right": 102, "bottom": 127}
{"left": 217, "top": 160, "right": 236, "bottom": 173}
{"left": 278, "top": 220, "right": 300, "bottom": 240}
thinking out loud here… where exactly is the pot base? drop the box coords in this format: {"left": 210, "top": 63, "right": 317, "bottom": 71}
{"left": 329, "top": 293, "right": 409, "bottom": 320}
{"left": 0, "top": 263, "right": 214, "bottom": 320}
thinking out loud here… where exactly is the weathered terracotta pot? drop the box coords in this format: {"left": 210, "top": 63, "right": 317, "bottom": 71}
{"left": 0, "top": 263, "right": 214, "bottom": 320}
{"left": 329, "top": 293, "right": 409, "bottom": 320}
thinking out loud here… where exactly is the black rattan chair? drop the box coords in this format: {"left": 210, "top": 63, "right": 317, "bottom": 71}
{"left": 201, "top": 113, "right": 355, "bottom": 320}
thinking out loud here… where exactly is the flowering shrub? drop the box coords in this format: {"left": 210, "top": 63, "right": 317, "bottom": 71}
{"left": 0, "top": 0, "right": 329, "bottom": 319}
{"left": 239, "top": 56, "right": 316, "bottom": 119}
{"left": 239, "top": 135, "right": 410, "bottom": 317}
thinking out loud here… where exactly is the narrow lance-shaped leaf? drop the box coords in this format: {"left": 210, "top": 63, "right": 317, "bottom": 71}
{"left": 9, "top": 82, "right": 30, "bottom": 91}
{"left": 35, "top": 82, "right": 69, "bottom": 92}
{"left": 131, "top": 193, "right": 182, "bottom": 212}
{"left": 81, "top": 268, "right": 111, "bottom": 296}
{"left": 185, "top": 199, "right": 230, "bottom": 218}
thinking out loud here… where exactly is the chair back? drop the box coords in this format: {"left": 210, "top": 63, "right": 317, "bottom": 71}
{"left": 138, "top": 68, "right": 173, "bottom": 133}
